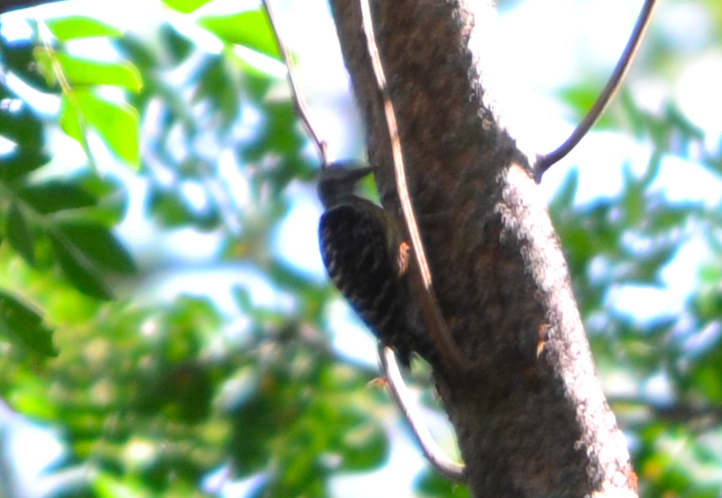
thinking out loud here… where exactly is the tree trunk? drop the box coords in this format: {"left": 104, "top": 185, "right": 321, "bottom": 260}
{"left": 327, "top": 1, "right": 637, "bottom": 496}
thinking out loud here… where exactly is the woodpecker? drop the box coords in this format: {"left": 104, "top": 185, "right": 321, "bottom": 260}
{"left": 317, "top": 162, "right": 432, "bottom": 368}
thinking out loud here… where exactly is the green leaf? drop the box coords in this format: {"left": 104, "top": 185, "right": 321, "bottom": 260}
{"left": 338, "top": 419, "right": 388, "bottom": 471}
{"left": 159, "top": 23, "right": 194, "bottom": 62}
{"left": 558, "top": 79, "right": 615, "bottom": 129}
{"left": 32, "top": 46, "right": 58, "bottom": 88}
{"left": 417, "top": 468, "right": 471, "bottom": 498}
{"left": 94, "top": 472, "right": 151, "bottom": 498}
{"left": 6, "top": 203, "right": 36, "bottom": 266}
{"left": 58, "top": 92, "right": 83, "bottom": 141}
{"left": 0, "top": 291, "right": 56, "bottom": 356}
{"left": 550, "top": 168, "right": 579, "bottom": 213}
{"left": 60, "top": 89, "right": 140, "bottom": 166}
{"left": 58, "top": 222, "right": 136, "bottom": 275}
{"left": 148, "top": 188, "right": 196, "bottom": 228}
{"left": 625, "top": 244, "right": 678, "bottom": 286}
{"left": 50, "top": 233, "right": 111, "bottom": 300}
{"left": 0, "top": 39, "right": 55, "bottom": 92}
{"left": 161, "top": 0, "right": 213, "bottom": 13}
{"left": 56, "top": 53, "right": 143, "bottom": 92}
{"left": 0, "top": 149, "right": 50, "bottom": 182}
{"left": 0, "top": 85, "right": 44, "bottom": 149}
{"left": 19, "top": 182, "right": 96, "bottom": 214}
{"left": 690, "top": 361, "right": 722, "bottom": 403}
{"left": 199, "top": 10, "right": 280, "bottom": 59}
{"left": 148, "top": 186, "right": 220, "bottom": 230}
{"left": 76, "top": 174, "right": 128, "bottom": 225}
{"left": 45, "top": 16, "right": 123, "bottom": 41}
{"left": 193, "top": 55, "right": 241, "bottom": 132}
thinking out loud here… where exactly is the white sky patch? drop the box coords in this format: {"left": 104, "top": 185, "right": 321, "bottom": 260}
{"left": 642, "top": 372, "right": 675, "bottom": 406}
{"left": 676, "top": 51, "right": 722, "bottom": 150}
{"left": 272, "top": 185, "right": 327, "bottom": 281}
{"left": 326, "top": 299, "right": 378, "bottom": 369}
{"left": 157, "top": 228, "right": 223, "bottom": 261}
{"left": 652, "top": 155, "right": 722, "bottom": 205}
{"left": 0, "top": 402, "right": 69, "bottom": 498}
{"left": 330, "top": 421, "right": 425, "bottom": 498}
{"left": 607, "top": 284, "right": 685, "bottom": 322}
{"left": 657, "top": 1, "right": 713, "bottom": 54}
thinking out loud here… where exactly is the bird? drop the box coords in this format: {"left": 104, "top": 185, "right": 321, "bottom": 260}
{"left": 317, "top": 161, "right": 433, "bottom": 368}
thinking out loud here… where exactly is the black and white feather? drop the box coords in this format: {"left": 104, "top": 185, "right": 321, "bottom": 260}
{"left": 317, "top": 163, "right": 432, "bottom": 367}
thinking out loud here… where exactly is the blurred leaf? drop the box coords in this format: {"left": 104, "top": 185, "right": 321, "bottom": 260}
{"left": 337, "top": 418, "right": 388, "bottom": 471}
{"left": 549, "top": 168, "right": 579, "bottom": 214}
{"left": 114, "top": 33, "right": 160, "bottom": 72}
{"left": 0, "top": 39, "right": 55, "bottom": 92}
{"left": 623, "top": 244, "right": 678, "bottom": 286}
{"left": 60, "top": 89, "right": 140, "bottom": 166}
{"left": 0, "top": 148, "right": 50, "bottom": 182}
{"left": 619, "top": 88, "right": 647, "bottom": 139}
{"left": 691, "top": 362, "right": 722, "bottom": 403}
{"left": 57, "top": 222, "right": 136, "bottom": 275}
{"left": 0, "top": 291, "right": 56, "bottom": 356}
{"left": 55, "top": 53, "right": 143, "bottom": 92}
{"left": 199, "top": 10, "right": 280, "bottom": 59}
{"left": 193, "top": 54, "right": 241, "bottom": 132}
{"left": 147, "top": 186, "right": 220, "bottom": 230}
{"left": 558, "top": 78, "right": 615, "bottom": 129}
{"left": 32, "top": 46, "right": 57, "bottom": 87}
{"left": 416, "top": 468, "right": 470, "bottom": 498}
{"left": 50, "top": 232, "right": 111, "bottom": 300}
{"left": 692, "top": 287, "right": 722, "bottom": 323}
{"left": 6, "top": 203, "right": 36, "bottom": 266}
{"left": 0, "top": 85, "right": 44, "bottom": 149}
{"left": 665, "top": 103, "right": 705, "bottom": 151}
{"left": 45, "top": 16, "right": 123, "bottom": 41}
{"left": 76, "top": 174, "right": 128, "bottom": 225}
{"left": 94, "top": 472, "right": 152, "bottom": 498}
{"left": 18, "top": 182, "right": 96, "bottom": 214}
{"left": 7, "top": 373, "right": 57, "bottom": 421}
{"left": 161, "top": 0, "right": 213, "bottom": 14}
{"left": 159, "top": 23, "right": 194, "bottom": 62}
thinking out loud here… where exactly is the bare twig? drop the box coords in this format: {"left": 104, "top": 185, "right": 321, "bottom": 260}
{"left": 359, "top": 0, "right": 469, "bottom": 375}
{"left": 379, "top": 345, "right": 466, "bottom": 481}
{"left": 262, "top": 0, "right": 329, "bottom": 165}
{"left": 535, "top": 0, "right": 658, "bottom": 179}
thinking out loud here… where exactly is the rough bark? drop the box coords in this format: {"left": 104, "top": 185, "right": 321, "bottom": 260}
{"left": 327, "top": 1, "right": 637, "bottom": 497}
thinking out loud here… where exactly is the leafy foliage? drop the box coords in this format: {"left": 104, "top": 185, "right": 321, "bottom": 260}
{"left": 0, "top": 1, "right": 721, "bottom": 498}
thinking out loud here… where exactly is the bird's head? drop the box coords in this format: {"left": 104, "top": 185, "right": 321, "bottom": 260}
{"left": 317, "top": 162, "right": 375, "bottom": 209}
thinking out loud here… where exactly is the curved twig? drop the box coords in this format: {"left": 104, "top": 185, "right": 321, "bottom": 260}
{"left": 262, "top": 0, "right": 329, "bottom": 166}
{"left": 379, "top": 345, "right": 466, "bottom": 481}
{"left": 535, "top": 0, "right": 658, "bottom": 180}
{"left": 359, "top": 0, "right": 469, "bottom": 375}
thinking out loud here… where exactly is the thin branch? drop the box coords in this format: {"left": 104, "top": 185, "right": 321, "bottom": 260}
{"left": 535, "top": 0, "right": 658, "bottom": 179}
{"left": 262, "top": 0, "right": 329, "bottom": 166}
{"left": 379, "top": 345, "right": 466, "bottom": 482}
{"left": 359, "top": 0, "right": 469, "bottom": 375}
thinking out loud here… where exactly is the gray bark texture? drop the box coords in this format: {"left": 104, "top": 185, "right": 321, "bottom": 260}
{"left": 327, "top": 1, "right": 638, "bottom": 497}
